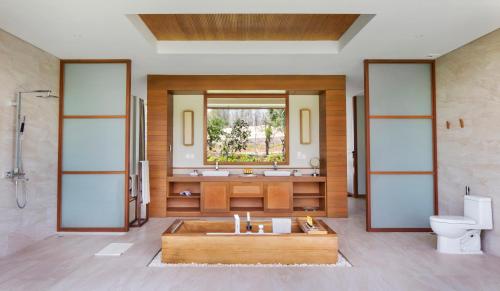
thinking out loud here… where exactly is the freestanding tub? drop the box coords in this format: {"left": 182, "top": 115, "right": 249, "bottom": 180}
{"left": 161, "top": 218, "right": 338, "bottom": 264}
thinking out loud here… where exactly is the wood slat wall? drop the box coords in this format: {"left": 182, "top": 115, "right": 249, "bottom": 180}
{"left": 147, "top": 88, "right": 173, "bottom": 217}
{"left": 320, "top": 90, "right": 348, "bottom": 218}
{"left": 139, "top": 14, "right": 359, "bottom": 41}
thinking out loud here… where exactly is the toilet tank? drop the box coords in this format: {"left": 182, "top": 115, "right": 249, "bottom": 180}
{"left": 464, "top": 195, "right": 493, "bottom": 229}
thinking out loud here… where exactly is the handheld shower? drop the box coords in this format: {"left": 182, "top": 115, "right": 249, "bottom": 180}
{"left": 20, "top": 116, "right": 26, "bottom": 134}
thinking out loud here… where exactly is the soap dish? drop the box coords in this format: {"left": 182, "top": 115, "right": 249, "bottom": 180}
{"left": 240, "top": 174, "right": 256, "bottom": 177}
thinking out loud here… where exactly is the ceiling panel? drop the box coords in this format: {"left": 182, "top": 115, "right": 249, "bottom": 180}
{"left": 139, "top": 14, "right": 360, "bottom": 41}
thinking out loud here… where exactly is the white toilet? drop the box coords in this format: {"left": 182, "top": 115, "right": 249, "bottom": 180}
{"left": 430, "top": 195, "right": 492, "bottom": 254}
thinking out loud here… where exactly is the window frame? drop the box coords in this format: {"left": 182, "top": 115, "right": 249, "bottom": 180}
{"left": 203, "top": 93, "right": 290, "bottom": 165}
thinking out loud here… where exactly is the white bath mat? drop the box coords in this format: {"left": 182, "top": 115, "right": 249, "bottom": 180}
{"left": 148, "top": 250, "right": 352, "bottom": 268}
{"left": 95, "top": 243, "right": 133, "bottom": 256}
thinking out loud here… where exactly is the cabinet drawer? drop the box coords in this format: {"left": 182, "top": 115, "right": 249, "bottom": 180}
{"left": 230, "top": 182, "right": 263, "bottom": 197}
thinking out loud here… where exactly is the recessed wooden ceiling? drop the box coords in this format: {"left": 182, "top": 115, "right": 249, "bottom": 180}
{"left": 139, "top": 14, "right": 360, "bottom": 41}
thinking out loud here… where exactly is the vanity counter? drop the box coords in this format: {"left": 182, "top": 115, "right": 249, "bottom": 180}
{"left": 167, "top": 174, "right": 326, "bottom": 182}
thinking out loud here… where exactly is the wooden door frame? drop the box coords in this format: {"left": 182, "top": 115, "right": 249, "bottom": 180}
{"left": 364, "top": 59, "right": 438, "bottom": 232}
{"left": 57, "top": 59, "right": 131, "bottom": 232}
{"left": 352, "top": 96, "right": 359, "bottom": 198}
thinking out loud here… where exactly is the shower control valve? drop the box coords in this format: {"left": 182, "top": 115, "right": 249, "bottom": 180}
{"left": 4, "top": 171, "right": 27, "bottom": 180}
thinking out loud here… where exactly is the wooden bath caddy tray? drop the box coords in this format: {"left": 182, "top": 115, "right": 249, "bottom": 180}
{"left": 296, "top": 217, "right": 328, "bottom": 235}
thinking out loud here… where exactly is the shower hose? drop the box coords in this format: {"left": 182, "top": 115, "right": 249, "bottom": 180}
{"left": 15, "top": 138, "right": 28, "bottom": 209}
{"left": 15, "top": 178, "right": 28, "bottom": 209}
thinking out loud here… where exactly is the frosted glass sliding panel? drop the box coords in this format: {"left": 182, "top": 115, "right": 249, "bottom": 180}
{"left": 369, "top": 64, "right": 432, "bottom": 115}
{"left": 371, "top": 174, "right": 434, "bottom": 228}
{"left": 61, "top": 174, "right": 125, "bottom": 228}
{"left": 64, "top": 63, "right": 127, "bottom": 115}
{"left": 370, "top": 119, "right": 433, "bottom": 171}
{"left": 62, "top": 119, "right": 125, "bottom": 171}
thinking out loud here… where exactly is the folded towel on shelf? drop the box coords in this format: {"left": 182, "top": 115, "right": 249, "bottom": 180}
{"left": 272, "top": 218, "right": 292, "bottom": 234}
{"left": 140, "top": 161, "right": 150, "bottom": 204}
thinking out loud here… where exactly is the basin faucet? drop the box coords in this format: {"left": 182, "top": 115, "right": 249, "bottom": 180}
{"left": 215, "top": 161, "right": 219, "bottom": 171}
{"left": 234, "top": 214, "right": 240, "bottom": 234}
{"left": 246, "top": 212, "right": 252, "bottom": 233}
{"left": 273, "top": 161, "right": 278, "bottom": 170}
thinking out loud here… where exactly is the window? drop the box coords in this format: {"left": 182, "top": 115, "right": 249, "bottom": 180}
{"left": 204, "top": 95, "right": 289, "bottom": 164}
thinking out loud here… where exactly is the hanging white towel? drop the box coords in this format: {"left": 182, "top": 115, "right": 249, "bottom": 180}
{"left": 130, "top": 174, "right": 138, "bottom": 197}
{"left": 140, "top": 161, "right": 150, "bottom": 204}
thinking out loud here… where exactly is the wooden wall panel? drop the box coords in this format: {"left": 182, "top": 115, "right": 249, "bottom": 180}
{"left": 320, "top": 90, "right": 348, "bottom": 218}
{"left": 147, "top": 87, "right": 173, "bottom": 217}
{"left": 147, "top": 75, "right": 346, "bottom": 217}
{"left": 148, "top": 75, "right": 345, "bottom": 91}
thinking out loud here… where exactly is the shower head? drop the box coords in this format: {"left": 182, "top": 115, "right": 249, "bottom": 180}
{"left": 19, "top": 89, "right": 58, "bottom": 98}
{"left": 35, "top": 90, "right": 58, "bottom": 98}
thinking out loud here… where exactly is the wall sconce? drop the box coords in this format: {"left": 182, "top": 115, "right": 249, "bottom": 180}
{"left": 183, "top": 110, "right": 194, "bottom": 146}
{"left": 300, "top": 109, "right": 311, "bottom": 144}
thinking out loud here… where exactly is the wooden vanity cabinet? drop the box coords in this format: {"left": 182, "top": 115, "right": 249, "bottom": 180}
{"left": 167, "top": 177, "right": 326, "bottom": 216}
{"left": 264, "top": 182, "right": 293, "bottom": 212}
{"left": 201, "top": 182, "right": 229, "bottom": 212}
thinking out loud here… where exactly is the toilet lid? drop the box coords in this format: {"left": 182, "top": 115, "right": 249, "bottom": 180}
{"left": 430, "top": 215, "right": 476, "bottom": 224}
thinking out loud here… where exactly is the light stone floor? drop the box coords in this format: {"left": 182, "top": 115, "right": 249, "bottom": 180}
{"left": 1, "top": 198, "right": 500, "bottom": 291}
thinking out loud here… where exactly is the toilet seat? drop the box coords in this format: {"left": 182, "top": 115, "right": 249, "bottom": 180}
{"left": 430, "top": 215, "right": 475, "bottom": 225}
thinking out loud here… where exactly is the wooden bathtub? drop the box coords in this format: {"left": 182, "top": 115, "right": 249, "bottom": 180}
{"left": 161, "top": 218, "right": 338, "bottom": 264}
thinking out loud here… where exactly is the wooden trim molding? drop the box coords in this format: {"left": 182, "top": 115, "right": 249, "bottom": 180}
{"left": 148, "top": 75, "right": 345, "bottom": 91}
{"left": 57, "top": 59, "right": 131, "bottom": 232}
{"left": 62, "top": 171, "right": 126, "bottom": 175}
{"left": 369, "top": 171, "right": 434, "bottom": 175}
{"left": 63, "top": 115, "right": 127, "bottom": 119}
{"left": 369, "top": 115, "right": 433, "bottom": 119}
{"left": 205, "top": 93, "right": 288, "bottom": 99}
{"left": 364, "top": 59, "right": 438, "bottom": 232}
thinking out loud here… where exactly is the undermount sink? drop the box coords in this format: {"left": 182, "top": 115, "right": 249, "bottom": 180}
{"left": 202, "top": 170, "right": 230, "bottom": 177}
{"left": 263, "top": 170, "right": 291, "bottom": 177}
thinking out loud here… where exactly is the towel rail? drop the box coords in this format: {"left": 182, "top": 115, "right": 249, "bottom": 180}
{"left": 129, "top": 161, "right": 149, "bottom": 227}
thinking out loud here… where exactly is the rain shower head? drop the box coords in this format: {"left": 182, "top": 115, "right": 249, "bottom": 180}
{"left": 20, "top": 89, "right": 59, "bottom": 98}
{"left": 35, "top": 90, "right": 58, "bottom": 98}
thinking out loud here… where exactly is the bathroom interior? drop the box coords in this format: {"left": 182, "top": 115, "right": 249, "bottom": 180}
{"left": 0, "top": 2, "right": 499, "bottom": 290}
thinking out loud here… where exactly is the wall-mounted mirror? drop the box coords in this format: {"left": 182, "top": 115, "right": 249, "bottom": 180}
{"left": 204, "top": 94, "right": 289, "bottom": 165}
{"left": 300, "top": 109, "right": 311, "bottom": 144}
{"left": 183, "top": 110, "right": 194, "bottom": 146}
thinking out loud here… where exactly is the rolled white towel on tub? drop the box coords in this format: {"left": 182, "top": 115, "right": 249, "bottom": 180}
{"left": 140, "top": 161, "right": 150, "bottom": 204}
